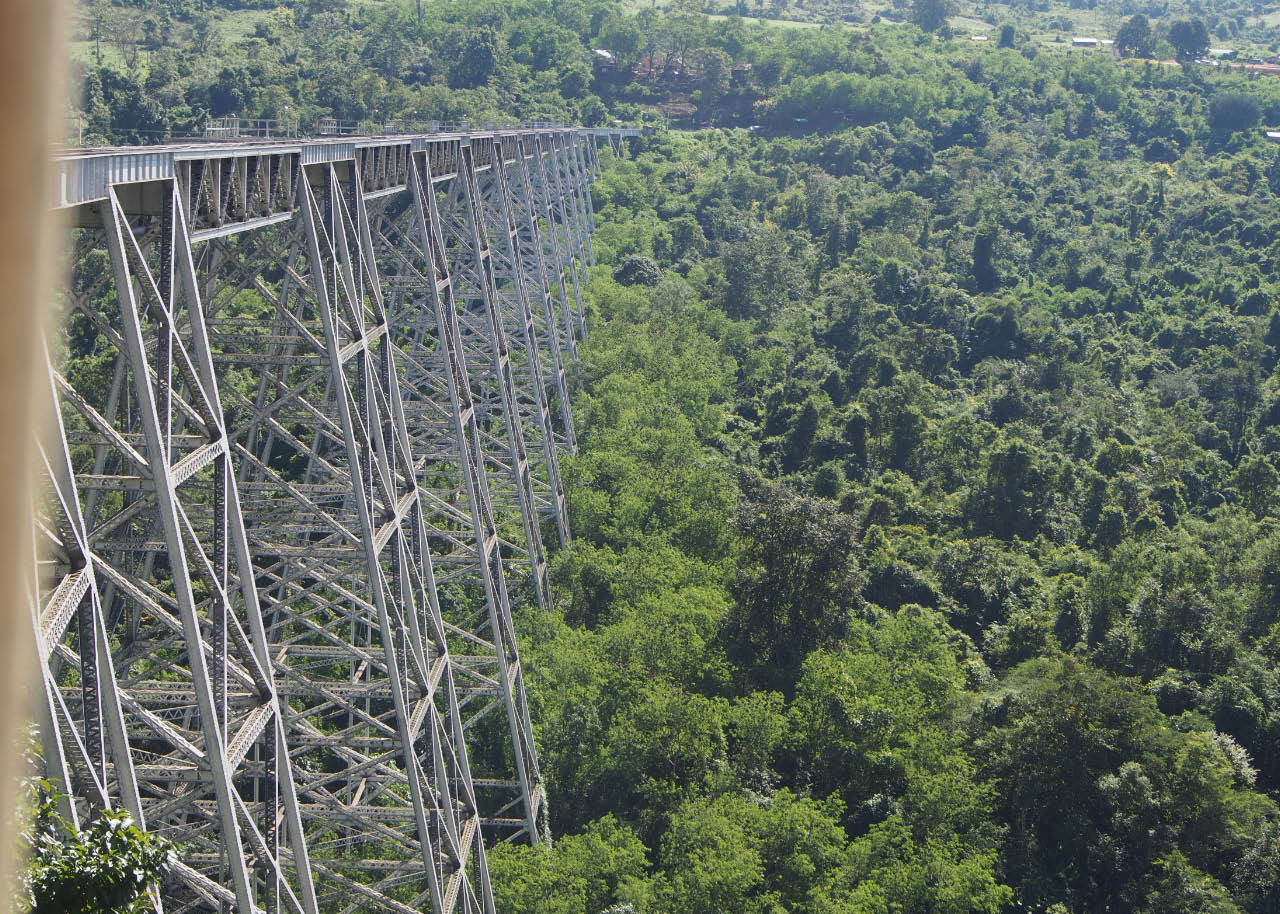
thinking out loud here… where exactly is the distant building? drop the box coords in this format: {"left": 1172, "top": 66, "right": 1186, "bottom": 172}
{"left": 1208, "top": 48, "right": 1237, "bottom": 59}
{"left": 592, "top": 48, "right": 617, "bottom": 72}
{"left": 971, "top": 35, "right": 989, "bottom": 41}
{"left": 1265, "top": 130, "right": 1280, "bottom": 144}
{"left": 1073, "top": 37, "right": 1099, "bottom": 48}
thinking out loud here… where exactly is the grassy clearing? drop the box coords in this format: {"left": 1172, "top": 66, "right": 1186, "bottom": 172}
{"left": 68, "top": 39, "right": 129, "bottom": 69}
{"left": 950, "top": 15, "right": 993, "bottom": 34}
{"left": 215, "top": 8, "right": 275, "bottom": 42}
{"left": 705, "top": 12, "right": 848, "bottom": 29}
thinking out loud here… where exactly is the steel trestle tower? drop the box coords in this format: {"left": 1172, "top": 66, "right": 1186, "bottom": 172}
{"left": 31, "top": 126, "right": 626, "bottom": 914}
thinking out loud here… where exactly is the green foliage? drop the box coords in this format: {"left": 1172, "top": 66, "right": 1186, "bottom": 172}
{"left": 1139, "top": 852, "right": 1243, "bottom": 914}
{"left": 977, "top": 658, "right": 1272, "bottom": 913}
{"left": 488, "top": 816, "right": 652, "bottom": 914}
{"left": 20, "top": 779, "right": 174, "bottom": 914}
{"left": 723, "top": 485, "right": 865, "bottom": 692}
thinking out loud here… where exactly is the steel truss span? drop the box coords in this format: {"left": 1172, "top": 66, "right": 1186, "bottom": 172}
{"left": 31, "top": 127, "right": 614, "bottom": 914}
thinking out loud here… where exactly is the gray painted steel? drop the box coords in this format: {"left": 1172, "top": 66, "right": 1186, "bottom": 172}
{"left": 32, "top": 127, "right": 617, "bottom": 913}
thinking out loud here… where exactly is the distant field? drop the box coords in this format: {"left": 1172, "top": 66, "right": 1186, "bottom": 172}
{"left": 705, "top": 12, "right": 849, "bottom": 29}
{"left": 635, "top": 0, "right": 1280, "bottom": 56}
{"left": 68, "top": 39, "right": 128, "bottom": 69}
{"left": 950, "top": 15, "right": 993, "bottom": 35}
{"left": 215, "top": 8, "right": 275, "bottom": 42}
{"left": 622, "top": 0, "right": 671, "bottom": 13}
{"left": 617, "top": 0, "right": 1132, "bottom": 53}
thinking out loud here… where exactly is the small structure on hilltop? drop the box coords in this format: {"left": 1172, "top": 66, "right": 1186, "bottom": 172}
{"left": 1073, "top": 37, "right": 1099, "bottom": 48}
{"left": 593, "top": 48, "right": 617, "bottom": 72}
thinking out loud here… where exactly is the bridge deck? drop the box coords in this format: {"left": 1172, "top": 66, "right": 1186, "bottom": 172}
{"left": 53, "top": 126, "right": 628, "bottom": 210}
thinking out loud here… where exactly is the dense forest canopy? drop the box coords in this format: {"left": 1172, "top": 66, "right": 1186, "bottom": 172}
{"left": 49, "top": 1, "right": 1280, "bottom": 913}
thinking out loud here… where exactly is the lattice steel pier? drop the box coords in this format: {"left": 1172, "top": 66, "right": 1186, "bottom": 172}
{"left": 30, "top": 126, "right": 626, "bottom": 914}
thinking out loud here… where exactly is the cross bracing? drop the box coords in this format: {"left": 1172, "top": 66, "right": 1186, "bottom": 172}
{"left": 33, "top": 127, "right": 610, "bottom": 914}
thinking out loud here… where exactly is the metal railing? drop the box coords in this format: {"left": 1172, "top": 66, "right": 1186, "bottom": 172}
{"left": 204, "top": 116, "right": 300, "bottom": 139}
{"left": 318, "top": 117, "right": 578, "bottom": 136}
{"left": 57, "top": 114, "right": 645, "bottom": 147}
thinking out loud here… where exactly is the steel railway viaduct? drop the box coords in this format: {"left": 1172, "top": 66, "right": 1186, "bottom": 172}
{"left": 31, "top": 125, "right": 638, "bottom": 914}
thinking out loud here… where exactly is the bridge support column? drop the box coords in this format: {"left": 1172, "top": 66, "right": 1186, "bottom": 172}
{"left": 529, "top": 135, "right": 584, "bottom": 365}
{"left": 511, "top": 134, "right": 578, "bottom": 454}
{"left": 544, "top": 136, "right": 589, "bottom": 344}
{"left": 32, "top": 177, "right": 323, "bottom": 913}
{"left": 568, "top": 138, "right": 596, "bottom": 273}
{"left": 476, "top": 144, "right": 571, "bottom": 546}
{"left": 419, "top": 146, "right": 544, "bottom": 843}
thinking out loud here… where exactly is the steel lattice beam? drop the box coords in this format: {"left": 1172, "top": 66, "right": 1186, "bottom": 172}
{"left": 33, "top": 127, "right": 617, "bottom": 913}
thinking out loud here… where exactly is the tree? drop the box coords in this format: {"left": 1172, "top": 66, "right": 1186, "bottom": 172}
{"left": 1139, "top": 852, "right": 1244, "bottom": 914}
{"left": 977, "top": 658, "right": 1259, "bottom": 914}
{"left": 100, "top": 5, "right": 143, "bottom": 68}
{"left": 488, "top": 816, "right": 653, "bottom": 914}
{"left": 1168, "top": 19, "right": 1210, "bottom": 60}
{"left": 722, "top": 223, "right": 803, "bottom": 322}
{"left": 600, "top": 20, "right": 641, "bottom": 65}
{"left": 692, "top": 47, "right": 731, "bottom": 119}
{"left": 721, "top": 485, "right": 864, "bottom": 693}
{"left": 614, "top": 255, "right": 662, "bottom": 287}
{"left": 1232, "top": 820, "right": 1280, "bottom": 913}
{"left": 912, "top": 0, "right": 955, "bottom": 34}
{"left": 447, "top": 26, "right": 505, "bottom": 89}
{"left": 1115, "top": 14, "right": 1154, "bottom": 58}
{"left": 1231, "top": 456, "right": 1279, "bottom": 519}
{"left": 971, "top": 225, "right": 998, "bottom": 293}
{"left": 658, "top": 792, "right": 851, "bottom": 914}
{"left": 1267, "top": 310, "right": 1280, "bottom": 349}
{"left": 998, "top": 24, "right": 1015, "bottom": 48}
{"left": 965, "top": 438, "right": 1057, "bottom": 540}
{"left": 1209, "top": 92, "right": 1262, "bottom": 132}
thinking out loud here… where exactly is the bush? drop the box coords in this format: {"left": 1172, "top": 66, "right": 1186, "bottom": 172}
{"left": 20, "top": 778, "right": 174, "bottom": 914}
{"left": 613, "top": 255, "right": 662, "bottom": 287}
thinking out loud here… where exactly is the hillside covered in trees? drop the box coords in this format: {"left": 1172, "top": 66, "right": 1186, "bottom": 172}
{"left": 54, "top": 2, "right": 1280, "bottom": 913}
{"left": 76, "top": 0, "right": 1280, "bottom": 140}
